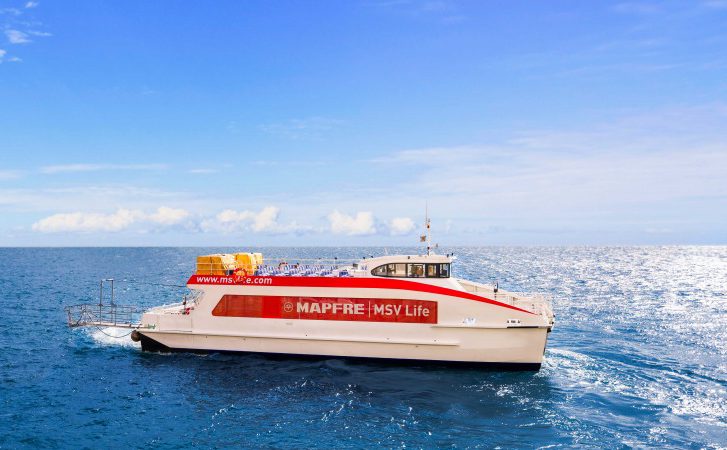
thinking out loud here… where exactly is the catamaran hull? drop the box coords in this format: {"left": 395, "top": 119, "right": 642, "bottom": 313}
{"left": 136, "top": 326, "right": 548, "bottom": 370}
{"left": 67, "top": 252, "right": 555, "bottom": 372}
{"left": 135, "top": 276, "right": 552, "bottom": 371}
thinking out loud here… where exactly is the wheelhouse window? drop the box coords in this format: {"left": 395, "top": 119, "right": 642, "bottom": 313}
{"left": 371, "top": 263, "right": 406, "bottom": 277}
{"left": 408, "top": 264, "right": 425, "bottom": 278}
{"left": 439, "top": 263, "right": 450, "bottom": 278}
{"left": 426, "top": 264, "right": 438, "bottom": 277}
{"left": 371, "top": 262, "right": 450, "bottom": 278}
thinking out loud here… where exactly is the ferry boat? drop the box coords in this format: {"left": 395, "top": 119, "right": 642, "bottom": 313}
{"left": 66, "top": 224, "right": 555, "bottom": 370}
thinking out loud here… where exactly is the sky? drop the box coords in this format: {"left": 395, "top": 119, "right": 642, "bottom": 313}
{"left": 1, "top": 0, "right": 726, "bottom": 246}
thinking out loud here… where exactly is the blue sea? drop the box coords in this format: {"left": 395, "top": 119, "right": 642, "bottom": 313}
{"left": 1, "top": 247, "right": 725, "bottom": 449}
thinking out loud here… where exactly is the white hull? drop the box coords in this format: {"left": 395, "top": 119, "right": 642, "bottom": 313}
{"left": 138, "top": 327, "right": 548, "bottom": 368}
{"left": 136, "top": 273, "right": 553, "bottom": 370}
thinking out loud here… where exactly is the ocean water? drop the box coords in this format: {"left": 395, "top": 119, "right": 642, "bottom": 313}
{"left": 0, "top": 246, "right": 725, "bottom": 449}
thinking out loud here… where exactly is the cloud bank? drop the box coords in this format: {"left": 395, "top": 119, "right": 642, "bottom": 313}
{"left": 32, "top": 209, "right": 144, "bottom": 233}
{"left": 32, "top": 207, "right": 191, "bottom": 233}
{"left": 31, "top": 206, "right": 416, "bottom": 237}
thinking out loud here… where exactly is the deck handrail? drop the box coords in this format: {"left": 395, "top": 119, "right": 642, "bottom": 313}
{"left": 65, "top": 304, "right": 139, "bottom": 328}
{"left": 194, "top": 262, "right": 356, "bottom": 277}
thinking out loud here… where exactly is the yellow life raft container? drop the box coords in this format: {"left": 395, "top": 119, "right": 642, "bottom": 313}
{"left": 233, "top": 252, "right": 258, "bottom": 275}
{"left": 196, "top": 254, "right": 236, "bottom": 275}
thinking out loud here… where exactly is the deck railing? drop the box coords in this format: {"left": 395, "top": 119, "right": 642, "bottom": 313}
{"left": 459, "top": 279, "right": 553, "bottom": 317}
{"left": 65, "top": 304, "right": 139, "bottom": 328}
{"left": 195, "top": 261, "right": 356, "bottom": 277}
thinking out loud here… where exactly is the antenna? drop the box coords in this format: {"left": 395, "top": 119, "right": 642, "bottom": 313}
{"left": 425, "top": 204, "right": 432, "bottom": 256}
{"left": 419, "top": 204, "right": 433, "bottom": 255}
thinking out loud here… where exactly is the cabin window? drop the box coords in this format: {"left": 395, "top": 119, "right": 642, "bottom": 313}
{"left": 426, "top": 264, "right": 438, "bottom": 277}
{"left": 371, "top": 262, "right": 448, "bottom": 278}
{"left": 439, "top": 263, "right": 450, "bottom": 278}
{"left": 425, "top": 263, "right": 450, "bottom": 278}
{"left": 408, "top": 263, "right": 425, "bottom": 278}
{"left": 371, "top": 263, "right": 406, "bottom": 277}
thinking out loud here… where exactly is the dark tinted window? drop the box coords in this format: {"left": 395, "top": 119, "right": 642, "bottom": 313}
{"left": 426, "top": 264, "right": 438, "bottom": 277}
{"left": 408, "top": 264, "right": 425, "bottom": 277}
{"left": 371, "top": 264, "right": 388, "bottom": 276}
{"left": 371, "top": 263, "right": 406, "bottom": 277}
{"left": 439, "top": 263, "right": 450, "bottom": 278}
{"left": 372, "top": 262, "right": 448, "bottom": 278}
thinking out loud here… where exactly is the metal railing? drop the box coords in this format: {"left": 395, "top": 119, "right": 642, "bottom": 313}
{"left": 194, "top": 261, "right": 355, "bottom": 277}
{"left": 65, "top": 278, "right": 140, "bottom": 328}
{"left": 65, "top": 303, "right": 140, "bottom": 328}
{"left": 457, "top": 279, "right": 554, "bottom": 318}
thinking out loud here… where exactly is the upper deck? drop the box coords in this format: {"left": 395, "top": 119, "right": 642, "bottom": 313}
{"left": 193, "top": 252, "right": 454, "bottom": 279}
{"left": 187, "top": 251, "right": 554, "bottom": 321}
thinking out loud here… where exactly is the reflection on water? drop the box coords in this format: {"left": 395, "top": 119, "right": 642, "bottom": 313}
{"left": 0, "top": 246, "right": 725, "bottom": 448}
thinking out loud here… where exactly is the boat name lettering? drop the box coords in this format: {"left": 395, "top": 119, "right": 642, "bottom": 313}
{"left": 372, "top": 303, "right": 430, "bottom": 318}
{"left": 297, "top": 301, "right": 365, "bottom": 315}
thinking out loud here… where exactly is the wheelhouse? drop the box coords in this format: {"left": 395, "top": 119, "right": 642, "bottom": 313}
{"left": 371, "top": 262, "right": 450, "bottom": 278}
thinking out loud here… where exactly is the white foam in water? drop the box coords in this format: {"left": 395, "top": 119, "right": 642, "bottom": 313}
{"left": 88, "top": 327, "right": 141, "bottom": 348}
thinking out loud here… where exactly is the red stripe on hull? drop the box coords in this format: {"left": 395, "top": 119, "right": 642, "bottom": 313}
{"left": 187, "top": 275, "right": 534, "bottom": 315}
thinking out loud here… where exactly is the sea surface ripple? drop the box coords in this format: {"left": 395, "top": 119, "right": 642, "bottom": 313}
{"left": 0, "top": 247, "right": 725, "bottom": 448}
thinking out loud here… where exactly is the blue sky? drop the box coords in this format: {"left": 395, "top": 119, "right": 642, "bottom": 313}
{"left": 1, "top": 0, "right": 726, "bottom": 246}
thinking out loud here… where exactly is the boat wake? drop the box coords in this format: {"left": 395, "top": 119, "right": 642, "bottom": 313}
{"left": 87, "top": 327, "right": 140, "bottom": 348}
{"left": 544, "top": 347, "right": 727, "bottom": 429}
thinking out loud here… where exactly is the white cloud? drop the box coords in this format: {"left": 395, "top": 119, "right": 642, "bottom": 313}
{"left": 27, "top": 204, "right": 419, "bottom": 239}
{"left": 6, "top": 30, "right": 30, "bottom": 44}
{"left": 187, "top": 168, "right": 218, "bottom": 174}
{"left": 32, "top": 206, "right": 192, "bottom": 233}
{"left": 250, "top": 206, "right": 280, "bottom": 232}
{"left": 25, "top": 1, "right": 38, "bottom": 8}
{"left": 328, "top": 210, "right": 376, "bottom": 235}
{"left": 0, "top": 48, "right": 19, "bottom": 64}
{"left": 389, "top": 217, "right": 415, "bottom": 235}
{"left": 40, "top": 163, "right": 167, "bottom": 174}
{"left": 0, "top": 8, "right": 22, "bottom": 15}
{"left": 32, "top": 209, "right": 143, "bottom": 233}
{"left": 202, "top": 206, "right": 302, "bottom": 234}
{"left": 0, "top": 170, "right": 22, "bottom": 180}
{"left": 0, "top": 49, "right": 21, "bottom": 63}
{"left": 148, "top": 207, "right": 190, "bottom": 226}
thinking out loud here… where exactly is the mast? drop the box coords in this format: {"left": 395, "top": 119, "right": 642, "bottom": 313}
{"left": 419, "top": 204, "right": 432, "bottom": 255}
{"left": 425, "top": 204, "right": 431, "bottom": 255}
